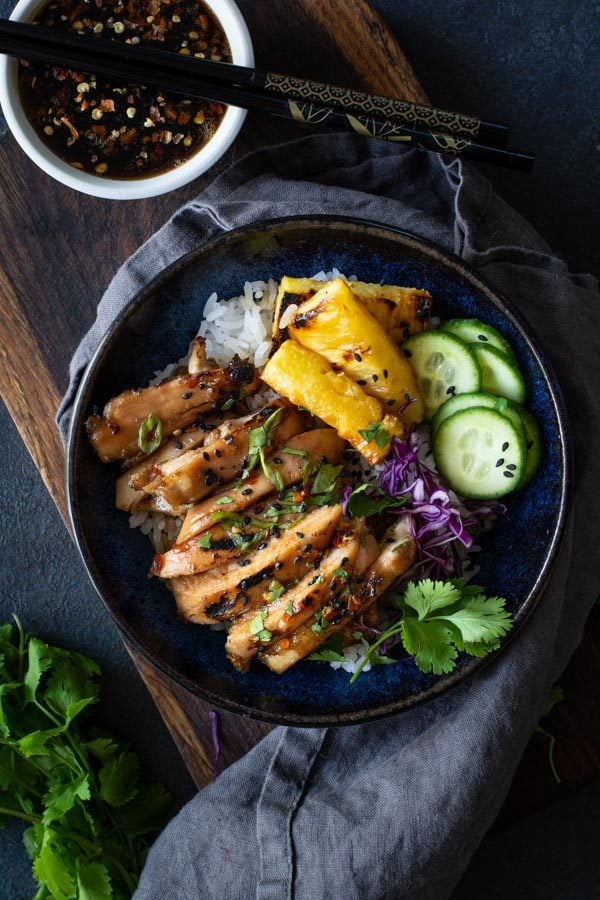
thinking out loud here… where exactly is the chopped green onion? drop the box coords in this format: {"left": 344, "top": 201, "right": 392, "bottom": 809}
{"left": 138, "top": 413, "right": 162, "bottom": 455}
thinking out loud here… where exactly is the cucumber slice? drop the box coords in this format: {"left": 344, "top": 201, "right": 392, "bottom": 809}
{"left": 441, "top": 318, "right": 515, "bottom": 359}
{"left": 511, "top": 404, "right": 543, "bottom": 486}
{"left": 433, "top": 408, "right": 526, "bottom": 499}
{"left": 471, "top": 344, "right": 526, "bottom": 404}
{"left": 401, "top": 331, "right": 481, "bottom": 420}
{"left": 432, "top": 391, "right": 526, "bottom": 438}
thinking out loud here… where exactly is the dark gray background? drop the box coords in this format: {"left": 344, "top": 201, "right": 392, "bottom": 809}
{"left": 1, "top": 0, "right": 598, "bottom": 896}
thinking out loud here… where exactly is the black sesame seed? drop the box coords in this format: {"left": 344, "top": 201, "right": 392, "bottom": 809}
{"left": 273, "top": 457, "right": 282, "bottom": 465}
{"left": 243, "top": 515, "right": 251, "bottom": 525}
{"left": 383, "top": 369, "right": 389, "bottom": 379}
{"left": 354, "top": 352, "right": 362, "bottom": 362}
{"left": 503, "top": 471, "right": 514, "bottom": 478}
{"left": 296, "top": 532, "right": 304, "bottom": 539}
{"left": 224, "top": 435, "right": 234, "bottom": 444}
{"left": 215, "top": 449, "right": 222, "bottom": 458}
{"left": 240, "top": 594, "right": 249, "bottom": 606}
{"left": 182, "top": 391, "right": 193, "bottom": 399}
{"left": 357, "top": 379, "right": 367, "bottom": 386}
{"left": 257, "top": 542, "right": 267, "bottom": 551}
{"left": 495, "top": 458, "right": 504, "bottom": 467}
{"left": 303, "top": 543, "right": 313, "bottom": 552}
{"left": 204, "top": 470, "right": 218, "bottom": 486}
{"left": 239, "top": 559, "right": 251, "bottom": 567}
{"left": 502, "top": 442, "right": 509, "bottom": 451}
{"left": 274, "top": 561, "right": 283, "bottom": 570}
{"left": 506, "top": 464, "right": 517, "bottom": 471}
{"left": 199, "top": 383, "right": 206, "bottom": 390}
{"left": 371, "top": 373, "right": 378, "bottom": 382}
{"left": 446, "top": 385, "right": 456, "bottom": 395}
{"left": 478, "top": 334, "right": 488, "bottom": 342}
{"left": 202, "top": 451, "right": 210, "bottom": 461}
{"left": 241, "top": 487, "right": 253, "bottom": 496}
{"left": 341, "top": 557, "right": 349, "bottom": 565}
{"left": 387, "top": 398, "right": 396, "bottom": 406}
{"left": 173, "top": 440, "right": 183, "bottom": 450}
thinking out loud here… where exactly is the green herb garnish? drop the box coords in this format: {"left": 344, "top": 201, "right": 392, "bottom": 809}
{"left": 333, "top": 567, "right": 350, "bottom": 582}
{"left": 311, "top": 464, "right": 343, "bottom": 497}
{"left": 197, "top": 533, "right": 213, "bottom": 549}
{"left": 350, "top": 579, "right": 513, "bottom": 683}
{"left": 346, "top": 483, "right": 407, "bottom": 518}
{"left": 266, "top": 580, "right": 285, "bottom": 604}
{"left": 137, "top": 412, "right": 162, "bottom": 455}
{"left": 221, "top": 396, "right": 236, "bottom": 411}
{"left": 281, "top": 448, "right": 309, "bottom": 458}
{"left": 249, "top": 613, "right": 265, "bottom": 635}
{"left": 358, "top": 421, "right": 390, "bottom": 449}
{"left": 0, "top": 617, "right": 171, "bottom": 898}
{"left": 308, "top": 634, "right": 346, "bottom": 663}
{"left": 244, "top": 406, "right": 286, "bottom": 489}
{"left": 214, "top": 496, "right": 233, "bottom": 506}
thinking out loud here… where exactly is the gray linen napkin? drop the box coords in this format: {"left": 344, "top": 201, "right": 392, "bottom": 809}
{"left": 57, "top": 134, "right": 600, "bottom": 900}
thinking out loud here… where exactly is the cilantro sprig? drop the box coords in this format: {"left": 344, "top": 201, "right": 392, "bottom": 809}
{"left": 349, "top": 580, "right": 513, "bottom": 683}
{"left": 0, "top": 618, "right": 172, "bottom": 898}
{"left": 345, "top": 484, "right": 407, "bottom": 518}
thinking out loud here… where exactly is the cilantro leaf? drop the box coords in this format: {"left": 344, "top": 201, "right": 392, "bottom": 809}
{"left": 435, "top": 595, "right": 513, "bottom": 644}
{"left": 197, "top": 533, "right": 212, "bottom": 549}
{"left": 346, "top": 483, "right": 406, "bottom": 518}
{"left": 311, "top": 464, "right": 343, "bottom": 496}
{"left": 23, "top": 638, "right": 55, "bottom": 704}
{"left": 113, "top": 783, "right": 172, "bottom": 837}
{"left": 42, "top": 774, "right": 91, "bottom": 825}
{"left": 358, "top": 421, "right": 390, "bottom": 448}
{"left": 77, "top": 860, "right": 113, "bottom": 900}
{"left": 245, "top": 406, "right": 286, "bottom": 489}
{"left": 308, "top": 634, "right": 345, "bottom": 662}
{"left": 99, "top": 750, "right": 140, "bottom": 807}
{"left": 33, "top": 838, "right": 75, "bottom": 900}
{"left": 400, "top": 618, "right": 458, "bottom": 675}
{"left": 402, "top": 580, "right": 461, "bottom": 618}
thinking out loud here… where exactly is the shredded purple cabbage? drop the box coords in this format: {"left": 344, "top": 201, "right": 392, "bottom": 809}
{"left": 379, "top": 431, "right": 506, "bottom": 582}
{"left": 340, "top": 484, "right": 353, "bottom": 516}
{"left": 208, "top": 709, "right": 221, "bottom": 781}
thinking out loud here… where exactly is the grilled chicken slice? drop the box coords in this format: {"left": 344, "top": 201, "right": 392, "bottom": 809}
{"left": 187, "top": 337, "right": 215, "bottom": 374}
{"left": 261, "top": 516, "right": 415, "bottom": 674}
{"left": 225, "top": 521, "right": 369, "bottom": 670}
{"left": 176, "top": 428, "right": 345, "bottom": 543}
{"left": 151, "top": 504, "right": 297, "bottom": 578}
{"left": 86, "top": 359, "right": 260, "bottom": 462}
{"left": 116, "top": 425, "right": 209, "bottom": 512}
{"left": 142, "top": 403, "right": 308, "bottom": 513}
{"left": 170, "top": 504, "right": 343, "bottom": 624}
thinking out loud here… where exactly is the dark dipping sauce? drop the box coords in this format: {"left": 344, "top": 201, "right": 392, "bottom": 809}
{"left": 18, "top": 0, "right": 231, "bottom": 179}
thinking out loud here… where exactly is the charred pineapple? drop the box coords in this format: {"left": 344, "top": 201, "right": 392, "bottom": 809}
{"left": 261, "top": 340, "right": 404, "bottom": 465}
{"left": 272, "top": 276, "right": 431, "bottom": 344}
{"left": 288, "top": 278, "right": 424, "bottom": 423}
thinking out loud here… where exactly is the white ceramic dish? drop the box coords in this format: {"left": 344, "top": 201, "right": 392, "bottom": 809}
{"left": 0, "top": 0, "right": 253, "bottom": 199}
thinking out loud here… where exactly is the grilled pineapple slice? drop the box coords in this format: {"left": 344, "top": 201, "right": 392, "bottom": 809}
{"left": 261, "top": 340, "right": 404, "bottom": 465}
{"left": 272, "top": 276, "right": 431, "bottom": 344}
{"left": 288, "top": 278, "right": 424, "bottom": 423}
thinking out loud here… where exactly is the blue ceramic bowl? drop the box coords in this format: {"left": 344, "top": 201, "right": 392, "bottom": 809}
{"left": 67, "top": 217, "right": 569, "bottom": 725}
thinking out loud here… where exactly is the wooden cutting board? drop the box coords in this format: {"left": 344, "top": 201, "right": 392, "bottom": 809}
{"left": 0, "top": 0, "right": 598, "bottom": 819}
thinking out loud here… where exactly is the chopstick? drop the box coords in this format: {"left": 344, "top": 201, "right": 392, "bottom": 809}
{"left": 0, "top": 20, "right": 534, "bottom": 171}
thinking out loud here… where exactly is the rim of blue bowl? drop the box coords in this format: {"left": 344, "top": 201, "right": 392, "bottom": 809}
{"left": 66, "top": 215, "right": 571, "bottom": 727}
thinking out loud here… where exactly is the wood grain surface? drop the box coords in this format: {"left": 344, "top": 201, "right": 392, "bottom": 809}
{"left": 0, "top": 0, "right": 597, "bottom": 823}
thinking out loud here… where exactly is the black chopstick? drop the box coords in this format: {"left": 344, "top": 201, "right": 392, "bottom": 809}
{"left": 0, "top": 21, "right": 534, "bottom": 172}
{"left": 0, "top": 19, "right": 509, "bottom": 146}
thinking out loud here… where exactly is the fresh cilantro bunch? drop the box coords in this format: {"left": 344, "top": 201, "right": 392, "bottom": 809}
{"left": 0, "top": 618, "right": 172, "bottom": 899}
{"left": 349, "top": 579, "right": 514, "bottom": 682}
